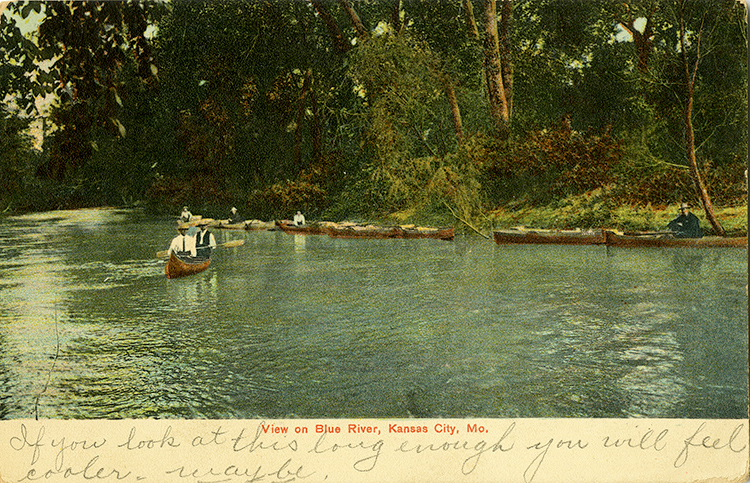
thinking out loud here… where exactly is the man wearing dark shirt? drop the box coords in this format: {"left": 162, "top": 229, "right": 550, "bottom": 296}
{"left": 229, "top": 207, "right": 244, "bottom": 224}
{"left": 667, "top": 203, "right": 703, "bottom": 238}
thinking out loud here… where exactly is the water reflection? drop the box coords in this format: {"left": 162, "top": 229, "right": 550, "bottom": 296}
{"left": 166, "top": 271, "right": 218, "bottom": 309}
{"left": 671, "top": 251, "right": 704, "bottom": 274}
{"left": 0, "top": 209, "right": 746, "bottom": 419}
{"left": 293, "top": 234, "right": 307, "bottom": 251}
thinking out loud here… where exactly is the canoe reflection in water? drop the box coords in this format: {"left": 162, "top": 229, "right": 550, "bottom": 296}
{"left": 671, "top": 250, "right": 704, "bottom": 274}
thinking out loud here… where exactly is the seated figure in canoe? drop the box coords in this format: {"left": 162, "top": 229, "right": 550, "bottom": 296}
{"left": 169, "top": 222, "right": 197, "bottom": 258}
{"left": 667, "top": 203, "right": 703, "bottom": 238}
{"left": 194, "top": 219, "right": 217, "bottom": 259}
{"left": 180, "top": 206, "right": 193, "bottom": 223}
{"left": 293, "top": 210, "right": 306, "bottom": 226}
{"left": 228, "top": 206, "right": 244, "bottom": 224}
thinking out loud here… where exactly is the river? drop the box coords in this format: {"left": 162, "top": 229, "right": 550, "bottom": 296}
{"left": 0, "top": 208, "right": 746, "bottom": 419}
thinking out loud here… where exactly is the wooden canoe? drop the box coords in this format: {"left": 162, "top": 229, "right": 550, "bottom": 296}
{"left": 277, "top": 221, "right": 330, "bottom": 235}
{"left": 327, "top": 223, "right": 454, "bottom": 240}
{"left": 180, "top": 215, "right": 203, "bottom": 226}
{"left": 211, "top": 219, "right": 276, "bottom": 231}
{"left": 604, "top": 231, "right": 748, "bottom": 248}
{"left": 493, "top": 228, "right": 606, "bottom": 245}
{"left": 165, "top": 252, "right": 211, "bottom": 279}
{"left": 396, "top": 226, "right": 455, "bottom": 240}
{"left": 327, "top": 223, "right": 401, "bottom": 239}
{"left": 244, "top": 220, "right": 276, "bottom": 231}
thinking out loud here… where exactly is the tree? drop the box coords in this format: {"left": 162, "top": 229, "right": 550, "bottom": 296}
{"left": 0, "top": 2, "right": 47, "bottom": 115}
{"left": 26, "top": 1, "right": 159, "bottom": 183}
{"left": 615, "top": 0, "right": 660, "bottom": 74}
{"left": 675, "top": 0, "right": 726, "bottom": 234}
{"left": 0, "top": 107, "right": 35, "bottom": 209}
{"left": 482, "top": 0, "right": 511, "bottom": 136}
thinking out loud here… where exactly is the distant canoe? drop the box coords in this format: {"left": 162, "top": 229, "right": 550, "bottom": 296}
{"left": 277, "top": 221, "right": 330, "bottom": 235}
{"left": 244, "top": 220, "right": 276, "bottom": 231}
{"left": 493, "top": 228, "right": 605, "bottom": 245}
{"left": 178, "top": 215, "right": 203, "bottom": 227}
{"left": 604, "top": 231, "right": 748, "bottom": 248}
{"left": 165, "top": 252, "right": 211, "bottom": 279}
{"left": 328, "top": 224, "right": 401, "bottom": 239}
{"left": 397, "top": 226, "right": 455, "bottom": 240}
{"left": 211, "top": 219, "right": 276, "bottom": 231}
{"left": 327, "top": 223, "right": 454, "bottom": 240}
{"left": 278, "top": 221, "right": 454, "bottom": 240}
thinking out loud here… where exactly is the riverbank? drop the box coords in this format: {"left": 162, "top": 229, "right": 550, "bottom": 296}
{"left": 383, "top": 189, "right": 748, "bottom": 237}
{"left": 487, "top": 202, "right": 748, "bottom": 237}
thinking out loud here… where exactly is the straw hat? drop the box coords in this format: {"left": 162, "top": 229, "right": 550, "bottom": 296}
{"left": 177, "top": 222, "right": 190, "bottom": 230}
{"left": 679, "top": 202, "right": 690, "bottom": 210}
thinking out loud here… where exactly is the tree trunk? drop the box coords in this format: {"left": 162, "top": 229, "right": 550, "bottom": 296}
{"left": 679, "top": 7, "right": 724, "bottom": 235}
{"left": 498, "top": 0, "right": 513, "bottom": 118}
{"left": 294, "top": 69, "right": 313, "bottom": 172}
{"left": 390, "top": 0, "right": 402, "bottom": 34}
{"left": 463, "top": 0, "right": 480, "bottom": 42}
{"left": 482, "top": 0, "right": 509, "bottom": 137}
{"left": 444, "top": 77, "right": 464, "bottom": 145}
{"left": 309, "top": 74, "right": 322, "bottom": 165}
{"left": 339, "top": 0, "right": 368, "bottom": 40}
{"left": 618, "top": 12, "right": 655, "bottom": 73}
{"left": 310, "top": 0, "right": 350, "bottom": 53}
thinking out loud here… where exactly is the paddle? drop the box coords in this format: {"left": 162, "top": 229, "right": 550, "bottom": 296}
{"left": 156, "top": 239, "right": 245, "bottom": 259}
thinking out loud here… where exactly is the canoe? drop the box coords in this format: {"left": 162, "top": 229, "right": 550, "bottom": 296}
{"left": 328, "top": 224, "right": 401, "bottom": 239}
{"left": 165, "top": 252, "right": 211, "bottom": 279}
{"left": 493, "top": 228, "right": 606, "bottom": 245}
{"left": 211, "top": 219, "right": 276, "bottom": 231}
{"left": 327, "top": 223, "right": 454, "bottom": 240}
{"left": 278, "top": 220, "right": 455, "bottom": 240}
{"left": 180, "top": 215, "right": 203, "bottom": 226}
{"left": 604, "top": 231, "right": 748, "bottom": 248}
{"left": 277, "top": 221, "right": 331, "bottom": 235}
{"left": 396, "top": 226, "right": 455, "bottom": 240}
{"left": 244, "top": 220, "right": 277, "bottom": 231}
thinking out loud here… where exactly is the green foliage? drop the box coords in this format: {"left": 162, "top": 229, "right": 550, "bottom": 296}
{"left": 0, "top": 0, "right": 745, "bottom": 232}
{"left": 145, "top": 175, "right": 232, "bottom": 214}
{"left": 487, "top": 124, "right": 623, "bottom": 204}
{"left": 0, "top": 109, "right": 35, "bottom": 208}
{"left": 251, "top": 179, "right": 327, "bottom": 220}
{"left": 347, "top": 32, "right": 483, "bottom": 220}
{"left": 1, "top": 2, "right": 45, "bottom": 115}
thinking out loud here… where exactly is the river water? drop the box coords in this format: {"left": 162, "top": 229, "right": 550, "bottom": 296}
{"left": 0, "top": 208, "right": 746, "bottom": 420}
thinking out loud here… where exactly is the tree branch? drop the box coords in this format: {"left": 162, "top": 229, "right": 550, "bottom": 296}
{"left": 443, "top": 200, "right": 489, "bottom": 239}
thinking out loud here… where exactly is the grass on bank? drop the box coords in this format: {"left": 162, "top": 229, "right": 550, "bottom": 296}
{"left": 487, "top": 196, "right": 748, "bottom": 237}
{"left": 382, "top": 189, "right": 748, "bottom": 237}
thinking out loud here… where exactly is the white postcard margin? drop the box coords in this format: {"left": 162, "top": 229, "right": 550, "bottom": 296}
{"left": 0, "top": 417, "right": 747, "bottom": 483}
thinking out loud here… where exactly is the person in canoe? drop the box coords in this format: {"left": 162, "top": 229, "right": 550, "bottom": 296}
{"left": 194, "top": 219, "right": 217, "bottom": 259}
{"left": 180, "top": 206, "right": 193, "bottom": 223}
{"left": 169, "top": 222, "right": 197, "bottom": 257}
{"left": 293, "top": 210, "right": 306, "bottom": 226}
{"left": 667, "top": 203, "right": 703, "bottom": 238}
{"left": 228, "top": 207, "right": 244, "bottom": 224}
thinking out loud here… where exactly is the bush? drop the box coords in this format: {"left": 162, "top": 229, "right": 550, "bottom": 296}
{"left": 486, "top": 123, "right": 623, "bottom": 204}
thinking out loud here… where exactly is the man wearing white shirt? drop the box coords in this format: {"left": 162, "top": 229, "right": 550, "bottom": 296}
{"left": 168, "top": 222, "right": 196, "bottom": 258}
{"left": 293, "top": 211, "right": 306, "bottom": 226}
